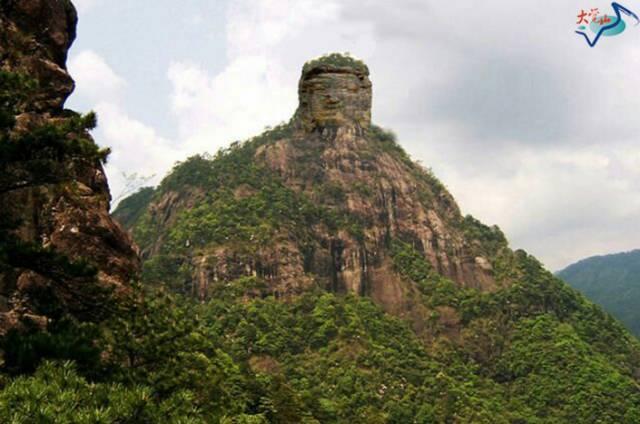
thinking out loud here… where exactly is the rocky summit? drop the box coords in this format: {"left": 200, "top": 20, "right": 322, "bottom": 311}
{"left": 108, "top": 53, "right": 640, "bottom": 421}
{"left": 116, "top": 53, "right": 501, "bottom": 331}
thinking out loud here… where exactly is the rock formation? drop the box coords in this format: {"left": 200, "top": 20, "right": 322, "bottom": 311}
{"left": 115, "top": 54, "right": 505, "bottom": 331}
{"left": 0, "top": 0, "right": 139, "bottom": 334}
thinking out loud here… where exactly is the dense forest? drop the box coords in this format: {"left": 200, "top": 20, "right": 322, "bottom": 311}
{"left": 3, "top": 118, "right": 640, "bottom": 421}
{"left": 558, "top": 250, "right": 640, "bottom": 337}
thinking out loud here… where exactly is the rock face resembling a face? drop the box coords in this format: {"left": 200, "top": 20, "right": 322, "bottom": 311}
{"left": 0, "top": 0, "right": 78, "bottom": 112}
{"left": 297, "top": 66, "right": 372, "bottom": 131}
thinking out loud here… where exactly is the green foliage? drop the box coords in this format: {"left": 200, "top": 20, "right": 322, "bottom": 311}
{"left": 1, "top": 69, "right": 106, "bottom": 195}
{"left": 558, "top": 250, "right": 640, "bottom": 336}
{"left": 1, "top": 318, "right": 102, "bottom": 377}
{"left": 199, "top": 289, "right": 513, "bottom": 422}
{"left": 0, "top": 114, "right": 107, "bottom": 195}
{"left": 102, "top": 288, "right": 251, "bottom": 420}
{"left": 159, "top": 123, "right": 292, "bottom": 194}
{"left": 302, "top": 52, "right": 369, "bottom": 76}
{"left": 390, "top": 239, "right": 466, "bottom": 307}
{"left": 111, "top": 186, "right": 155, "bottom": 230}
{"left": 0, "top": 361, "right": 203, "bottom": 423}
{"left": 3, "top": 274, "right": 640, "bottom": 423}
{"left": 496, "top": 315, "right": 640, "bottom": 422}
{"left": 0, "top": 71, "right": 35, "bottom": 130}
{"left": 164, "top": 181, "right": 319, "bottom": 253}
{"left": 461, "top": 214, "right": 508, "bottom": 257}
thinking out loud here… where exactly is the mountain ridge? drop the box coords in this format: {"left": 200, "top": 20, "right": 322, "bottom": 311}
{"left": 558, "top": 249, "right": 640, "bottom": 336}
{"left": 110, "top": 54, "right": 640, "bottom": 420}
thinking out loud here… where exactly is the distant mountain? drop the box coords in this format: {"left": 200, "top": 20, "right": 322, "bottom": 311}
{"left": 558, "top": 250, "right": 640, "bottom": 336}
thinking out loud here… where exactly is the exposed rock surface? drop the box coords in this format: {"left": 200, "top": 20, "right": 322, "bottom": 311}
{"left": 115, "top": 55, "right": 504, "bottom": 332}
{"left": 260, "top": 59, "right": 497, "bottom": 313}
{"left": 0, "top": 0, "right": 139, "bottom": 334}
{"left": 0, "top": 0, "right": 77, "bottom": 113}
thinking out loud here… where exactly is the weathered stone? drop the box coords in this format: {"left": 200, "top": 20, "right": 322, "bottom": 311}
{"left": 0, "top": 0, "right": 139, "bottom": 334}
{"left": 127, "top": 55, "right": 500, "bottom": 336}
{"left": 296, "top": 63, "right": 372, "bottom": 131}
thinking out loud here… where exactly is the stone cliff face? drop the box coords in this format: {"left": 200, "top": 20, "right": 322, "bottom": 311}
{"left": 0, "top": 0, "right": 139, "bottom": 333}
{"left": 116, "top": 54, "right": 504, "bottom": 331}
{"left": 295, "top": 60, "right": 372, "bottom": 132}
{"left": 0, "top": 0, "right": 77, "bottom": 113}
{"left": 258, "top": 58, "right": 497, "bottom": 315}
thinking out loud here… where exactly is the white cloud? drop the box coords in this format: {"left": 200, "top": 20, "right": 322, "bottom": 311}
{"left": 68, "top": 50, "right": 125, "bottom": 103}
{"left": 71, "top": 0, "right": 101, "bottom": 14}
{"left": 95, "top": 102, "right": 180, "bottom": 202}
{"left": 66, "top": 0, "right": 640, "bottom": 269}
{"left": 167, "top": 56, "right": 295, "bottom": 154}
{"left": 67, "top": 50, "right": 179, "bottom": 206}
{"left": 166, "top": 0, "right": 377, "bottom": 155}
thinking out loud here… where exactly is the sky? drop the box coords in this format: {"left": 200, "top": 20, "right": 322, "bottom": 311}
{"left": 66, "top": 0, "right": 640, "bottom": 271}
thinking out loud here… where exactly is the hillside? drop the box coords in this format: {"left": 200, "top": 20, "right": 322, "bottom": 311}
{"left": 1, "top": 1, "right": 640, "bottom": 422}
{"left": 558, "top": 250, "right": 640, "bottom": 337}
{"left": 112, "top": 53, "right": 640, "bottom": 421}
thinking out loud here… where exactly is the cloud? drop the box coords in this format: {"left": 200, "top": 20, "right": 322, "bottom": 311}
{"left": 68, "top": 50, "right": 125, "bottom": 103}
{"left": 67, "top": 0, "right": 640, "bottom": 270}
{"left": 95, "top": 102, "right": 180, "bottom": 202}
{"left": 72, "top": 0, "right": 101, "bottom": 14}
{"left": 67, "top": 50, "right": 178, "bottom": 204}
{"left": 165, "top": 0, "right": 374, "bottom": 155}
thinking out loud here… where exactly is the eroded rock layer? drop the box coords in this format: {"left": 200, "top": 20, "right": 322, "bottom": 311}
{"left": 0, "top": 0, "right": 139, "bottom": 333}
{"left": 115, "top": 55, "right": 505, "bottom": 332}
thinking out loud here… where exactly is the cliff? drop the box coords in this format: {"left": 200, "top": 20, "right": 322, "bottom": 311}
{"left": 115, "top": 54, "right": 511, "bottom": 334}
{"left": 0, "top": 0, "right": 139, "bottom": 333}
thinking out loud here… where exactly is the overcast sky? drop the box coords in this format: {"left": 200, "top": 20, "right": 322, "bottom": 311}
{"left": 66, "top": 0, "right": 640, "bottom": 271}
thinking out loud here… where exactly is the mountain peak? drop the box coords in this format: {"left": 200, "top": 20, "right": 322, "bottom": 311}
{"left": 115, "top": 54, "right": 504, "bottom": 318}
{"left": 295, "top": 53, "right": 372, "bottom": 132}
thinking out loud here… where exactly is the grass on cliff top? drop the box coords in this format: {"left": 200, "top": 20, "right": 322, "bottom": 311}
{"left": 302, "top": 52, "right": 369, "bottom": 76}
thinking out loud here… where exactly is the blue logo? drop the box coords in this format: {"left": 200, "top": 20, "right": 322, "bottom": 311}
{"left": 575, "top": 2, "right": 640, "bottom": 47}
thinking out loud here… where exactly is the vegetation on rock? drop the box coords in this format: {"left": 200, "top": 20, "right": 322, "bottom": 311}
{"left": 302, "top": 52, "right": 369, "bottom": 77}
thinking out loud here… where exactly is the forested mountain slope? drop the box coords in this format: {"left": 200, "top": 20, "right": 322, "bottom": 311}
{"left": 112, "top": 53, "right": 640, "bottom": 421}
{"left": 558, "top": 250, "right": 640, "bottom": 337}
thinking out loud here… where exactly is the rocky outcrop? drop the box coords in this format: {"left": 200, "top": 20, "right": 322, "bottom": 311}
{"left": 295, "top": 59, "right": 372, "bottom": 132}
{"left": 251, "top": 58, "right": 496, "bottom": 315}
{"left": 119, "top": 55, "right": 501, "bottom": 332}
{"left": 0, "top": 0, "right": 139, "bottom": 334}
{"left": 0, "top": 0, "right": 77, "bottom": 113}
